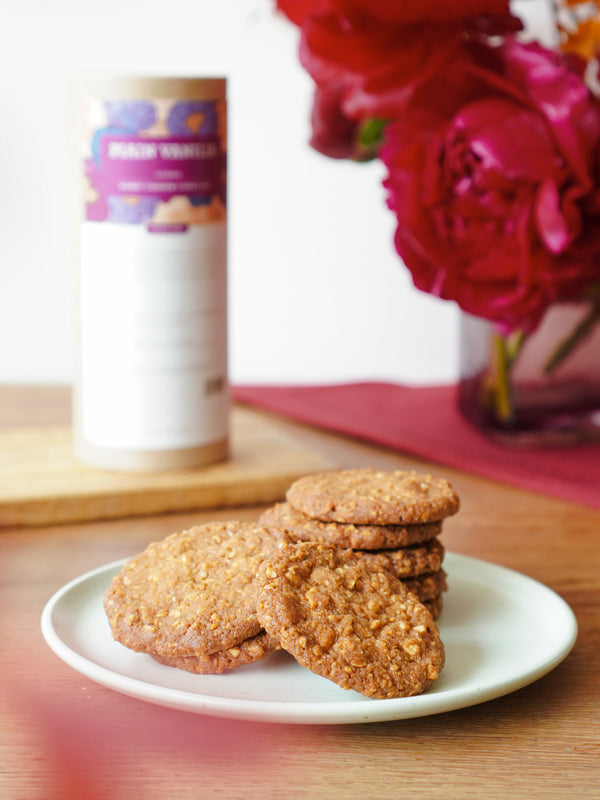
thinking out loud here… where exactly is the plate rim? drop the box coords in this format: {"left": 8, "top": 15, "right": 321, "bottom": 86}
{"left": 40, "top": 552, "right": 578, "bottom": 725}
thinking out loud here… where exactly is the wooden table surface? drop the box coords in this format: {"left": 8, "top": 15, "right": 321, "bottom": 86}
{"left": 1, "top": 386, "right": 599, "bottom": 800}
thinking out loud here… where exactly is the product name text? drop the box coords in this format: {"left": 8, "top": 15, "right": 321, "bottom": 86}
{"left": 107, "top": 141, "right": 218, "bottom": 161}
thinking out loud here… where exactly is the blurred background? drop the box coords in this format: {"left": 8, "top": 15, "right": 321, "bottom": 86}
{"left": 0, "top": 0, "right": 553, "bottom": 386}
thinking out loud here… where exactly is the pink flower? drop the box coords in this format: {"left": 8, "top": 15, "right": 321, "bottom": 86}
{"left": 381, "top": 38, "right": 600, "bottom": 333}
{"left": 277, "top": 0, "right": 512, "bottom": 27}
{"left": 308, "top": 81, "right": 363, "bottom": 159}
{"left": 299, "top": 18, "right": 467, "bottom": 121}
{"left": 277, "top": 0, "right": 521, "bottom": 131}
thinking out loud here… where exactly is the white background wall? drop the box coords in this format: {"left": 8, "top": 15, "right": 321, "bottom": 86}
{"left": 0, "top": 0, "right": 551, "bottom": 386}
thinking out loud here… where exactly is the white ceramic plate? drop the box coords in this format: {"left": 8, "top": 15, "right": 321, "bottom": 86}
{"left": 41, "top": 552, "right": 577, "bottom": 725}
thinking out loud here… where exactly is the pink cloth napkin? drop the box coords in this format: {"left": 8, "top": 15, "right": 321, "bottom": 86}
{"left": 232, "top": 382, "right": 600, "bottom": 511}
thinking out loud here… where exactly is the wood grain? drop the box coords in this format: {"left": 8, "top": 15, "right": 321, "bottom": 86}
{"left": 0, "top": 406, "right": 334, "bottom": 526}
{"left": 1, "top": 386, "right": 599, "bottom": 800}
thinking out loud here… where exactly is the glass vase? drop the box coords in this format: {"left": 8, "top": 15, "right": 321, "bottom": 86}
{"left": 458, "top": 302, "right": 600, "bottom": 444}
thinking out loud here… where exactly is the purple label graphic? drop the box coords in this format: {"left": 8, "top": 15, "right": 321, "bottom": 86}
{"left": 99, "top": 135, "right": 222, "bottom": 201}
{"left": 84, "top": 97, "right": 227, "bottom": 227}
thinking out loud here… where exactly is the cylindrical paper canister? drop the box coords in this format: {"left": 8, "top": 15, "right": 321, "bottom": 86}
{"left": 72, "top": 75, "right": 229, "bottom": 471}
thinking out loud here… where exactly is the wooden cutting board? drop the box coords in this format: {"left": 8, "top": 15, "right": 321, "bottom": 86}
{"left": 0, "top": 406, "right": 335, "bottom": 527}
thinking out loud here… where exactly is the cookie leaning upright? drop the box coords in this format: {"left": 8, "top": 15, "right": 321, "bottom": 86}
{"left": 255, "top": 541, "right": 445, "bottom": 699}
{"left": 104, "top": 521, "right": 286, "bottom": 662}
{"left": 286, "top": 468, "right": 460, "bottom": 525}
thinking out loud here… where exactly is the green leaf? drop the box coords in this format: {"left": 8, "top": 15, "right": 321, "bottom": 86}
{"left": 358, "top": 118, "right": 386, "bottom": 150}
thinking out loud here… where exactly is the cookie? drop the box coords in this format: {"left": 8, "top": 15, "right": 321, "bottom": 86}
{"left": 353, "top": 539, "right": 444, "bottom": 578}
{"left": 151, "top": 631, "right": 279, "bottom": 675}
{"left": 259, "top": 502, "right": 442, "bottom": 550}
{"left": 402, "top": 569, "right": 448, "bottom": 602}
{"left": 286, "top": 468, "right": 459, "bottom": 525}
{"left": 104, "top": 521, "right": 286, "bottom": 659}
{"left": 255, "top": 541, "right": 445, "bottom": 699}
{"left": 424, "top": 595, "right": 444, "bottom": 620}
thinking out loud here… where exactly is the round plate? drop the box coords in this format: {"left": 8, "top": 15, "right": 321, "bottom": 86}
{"left": 41, "top": 552, "right": 577, "bottom": 724}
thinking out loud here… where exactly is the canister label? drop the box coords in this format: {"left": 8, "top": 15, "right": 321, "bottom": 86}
{"left": 83, "top": 97, "right": 226, "bottom": 229}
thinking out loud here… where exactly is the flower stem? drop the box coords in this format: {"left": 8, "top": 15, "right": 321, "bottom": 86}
{"left": 492, "top": 333, "right": 514, "bottom": 424}
{"left": 544, "top": 302, "right": 600, "bottom": 373}
{"left": 489, "top": 330, "right": 527, "bottom": 425}
{"left": 505, "top": 330, "right": 526, "bottom": 370}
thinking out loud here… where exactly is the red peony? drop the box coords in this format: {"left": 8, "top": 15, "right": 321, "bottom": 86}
{"left": 381, "top": 38, "right": 600, "bottom": 333}
{"left": 277, "top": 0, "right": 512, "bottom": 27}
{"left": 298, "top": 18, "right": 469, "bottom": 120}
{"left": 308, "top": 81, "right": 362, "bottom": 159}
{"left": 276, "top": 0, "right": 521, "bottom": 155}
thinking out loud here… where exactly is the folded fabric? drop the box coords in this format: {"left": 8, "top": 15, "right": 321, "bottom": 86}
{"left": 232, "top": 382, "right": 600, "bottom": 511}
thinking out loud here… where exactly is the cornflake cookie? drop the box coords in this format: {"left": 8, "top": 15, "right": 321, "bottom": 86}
{"left": 255, "top": 541, "right": 445, "bottom": 699}
{"left": 259, "top": 502, "right": 442, "bottom": 550}
{"left": 151, "top": 631, "right": 279, "bottom": 675}
{"left": 104, "top": 521, "right": 286, "bottom": 659}
{"left": 286, "top": 468, "right": 459, "bottom": 525}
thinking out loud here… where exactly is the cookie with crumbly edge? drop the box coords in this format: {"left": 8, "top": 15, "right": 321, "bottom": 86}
{"left": 259, "top": 502, "right": 442, "bottom": 550}
{"left": 424, "top": 594, "right": 444, "bottom": 620}
{"left": 255, "top": 541, "right": 445, "bottom": 699}
{"left": 286, "top": 468, "right": 460, "bottom": 525}
{"left": 402, "top": 569, "right": 448, "bottom": 602}
{"left": 355, "top": 539, "right": 444, "bottom": 578}
{"left": 151, "top": 631, "right": 280, "bottom": 675}
{"left": 104, "top": 521, "right": 286, "bottom": 659}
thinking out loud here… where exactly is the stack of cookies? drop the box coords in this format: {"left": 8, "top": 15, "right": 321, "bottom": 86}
{"left": 104, "top": 468, "right": 459, "bottom": 699}
{"left": 259, "top": 468, "right": 459, "bottom": 620}
{"left": 104, "top": 522, "right": 284, "bottom": 675}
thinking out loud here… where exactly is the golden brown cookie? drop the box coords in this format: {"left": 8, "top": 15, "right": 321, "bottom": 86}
{"left": 355, "top": 539, "right": 444, "bottom": 578}
{"left": 151, "top": 631, "right": 279, "bottom": 675}
{"left": 424, "top": 595, "right": 444, "bottom": 620}
{"left": 104, "top": 522, "right": 286, "bottom": 659}
{"left": 286, "top": 468, "right": 460, "bottom": 525}
{"left": 259, "top": 502, "right": 442, "bottom": 550}
{"left": 402, "top": 569, "right": 448, "bottom": 602}
{"left": 255, "top": 541, "right": 445, "bottom": 699}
